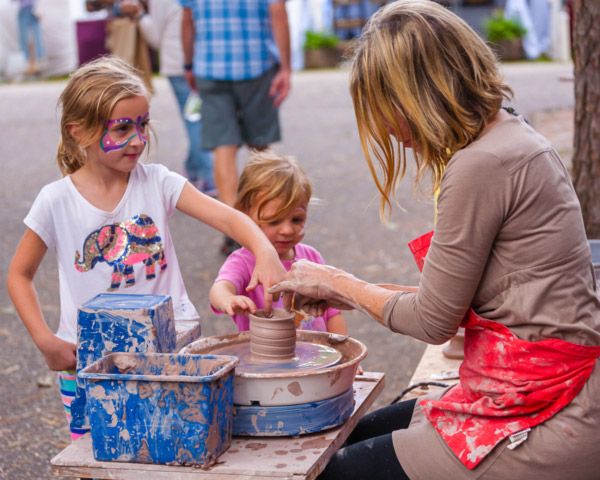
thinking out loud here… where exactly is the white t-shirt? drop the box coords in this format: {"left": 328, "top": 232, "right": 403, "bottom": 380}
{"left": 24, "top": 163, "right": 199, "bottom": 344}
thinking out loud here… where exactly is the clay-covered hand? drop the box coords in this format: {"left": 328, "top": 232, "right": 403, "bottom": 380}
{"left": 39, "top": 334, "right": 77, "bottom": 371}
{"left": 268, "top": 260, "right": 357, "bottom": 316}
{"left": 220, "top": 295, "right": 258, "bottom": 318}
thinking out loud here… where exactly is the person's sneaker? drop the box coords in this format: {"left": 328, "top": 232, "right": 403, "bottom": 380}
{"left": 220, "top": 236, "right": 241, "bottom": 256}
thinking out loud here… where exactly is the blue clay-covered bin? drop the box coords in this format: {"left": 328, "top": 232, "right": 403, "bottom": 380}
{"left": 79, "top": 352, "right": 239, "bottom": 467}
{"left": 72, "top": 293, "right": 177, "bottom": 430}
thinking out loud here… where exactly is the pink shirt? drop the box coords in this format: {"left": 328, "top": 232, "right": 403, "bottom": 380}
{"left": 213, "top": 243, "right": 341, "bottom": 331}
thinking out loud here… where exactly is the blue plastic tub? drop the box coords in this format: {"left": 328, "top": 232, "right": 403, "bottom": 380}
{"left": 79, "top": 352, "right": 239, "bottom": 467}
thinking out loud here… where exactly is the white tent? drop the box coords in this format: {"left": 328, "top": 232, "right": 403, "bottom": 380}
{"left": 1, "top": 0, "right": 333, "bottom": 79}
{"left": 0, "top": 0, "right": 79, "bottom": 81}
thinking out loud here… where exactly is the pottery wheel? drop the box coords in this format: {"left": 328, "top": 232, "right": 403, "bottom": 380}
{"left": 209, "top": 341, "right": 342, "bottom": 374}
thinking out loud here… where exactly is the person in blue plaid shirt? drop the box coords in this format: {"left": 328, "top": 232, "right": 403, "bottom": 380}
{"left": 181, "top": 0, "right": 291, "bottom": 255}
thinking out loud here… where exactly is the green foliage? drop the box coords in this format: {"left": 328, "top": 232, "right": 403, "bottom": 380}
{"left": 304, "top": 30, "right": 339, "bottom": 51}
{"left": 483, "top": 10, "right": 527, "bottom": 43}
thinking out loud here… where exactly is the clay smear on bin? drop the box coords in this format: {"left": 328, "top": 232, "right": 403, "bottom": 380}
{"left": 249, "top": 308, "right": 296, "bottom": 362}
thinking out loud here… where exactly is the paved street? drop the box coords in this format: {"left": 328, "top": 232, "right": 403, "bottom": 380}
{"left": 0, "top": 61, "right": 575, "bottom": 479}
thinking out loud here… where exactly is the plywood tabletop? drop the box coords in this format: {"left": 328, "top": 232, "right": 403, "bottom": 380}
{"left": 402, "top": 343, "right": 462, "bottom": 400}
{"left": 51, "top": 372, "right": 385, "bottom": 480}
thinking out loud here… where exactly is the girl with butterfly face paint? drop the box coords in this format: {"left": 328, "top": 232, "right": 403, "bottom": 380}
{"left": 7, "top": 55, "right": 285, "bottom": 443}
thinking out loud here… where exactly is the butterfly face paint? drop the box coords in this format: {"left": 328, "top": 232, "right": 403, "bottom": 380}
{"left": 101, "top": 113, "right": 149, "bottom": 153}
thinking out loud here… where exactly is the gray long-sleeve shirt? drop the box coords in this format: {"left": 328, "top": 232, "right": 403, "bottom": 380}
{"left": 384, "top": 115, "right": 600, "bottom": 479}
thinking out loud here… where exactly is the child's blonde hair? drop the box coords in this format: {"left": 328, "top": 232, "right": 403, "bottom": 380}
{"left": 56, "top": 55, "right": 151, "bottom": 176}
{"left": 235, "top": 150, "right": 312, "bottom": 223}
{"left": 349, "top": 0, "right": 512, "bottom": 219}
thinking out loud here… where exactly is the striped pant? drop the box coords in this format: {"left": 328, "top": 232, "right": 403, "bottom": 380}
{"left": 58, "top": 371, "right": 90, "bottom": 441}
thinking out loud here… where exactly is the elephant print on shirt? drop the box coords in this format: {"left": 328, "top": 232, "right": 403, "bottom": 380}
{"left": 74, "top": 214, "right": 167, "bottom": 291}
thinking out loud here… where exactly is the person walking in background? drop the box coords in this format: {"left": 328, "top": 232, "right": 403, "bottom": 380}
{"left": 121, "top": 0, "right": 216, "bottom": 194}
{"left": 14, "top": 0, "right": 46, "bottom": 75}
{"left": 86, "top": 0, "right": 155, "bottom": 93}
{"left": 181, "top": 0, "right": 292, "bottom": 255}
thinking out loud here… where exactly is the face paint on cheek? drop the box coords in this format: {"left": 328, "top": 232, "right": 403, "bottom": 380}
{"left": 100, "top": 130, "right": 135, "bottom": 153}
{"left": 135, "top": 113, "right": 149, "bottom": 144}
{"left": 100, "top": 113, "right": 149, "bottom": 153}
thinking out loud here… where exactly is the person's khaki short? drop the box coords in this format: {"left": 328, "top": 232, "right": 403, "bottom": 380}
{"left": 196, "top": 66, "right": 281, "bottom": 150}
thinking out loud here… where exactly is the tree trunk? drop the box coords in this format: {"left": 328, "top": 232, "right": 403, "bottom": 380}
{"left": 571, "top": 0, "right": 600, "bottom": 237}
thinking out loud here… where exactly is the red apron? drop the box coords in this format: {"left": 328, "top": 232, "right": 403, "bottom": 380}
{"left": 408, "top": 231, "right": 600, "bottom": 469}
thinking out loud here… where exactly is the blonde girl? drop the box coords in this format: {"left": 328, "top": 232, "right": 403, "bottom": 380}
{"left": 7, "top": 56, "right": 285, "bottom": 440}
{"left": 209, "top": 150, "right": 348, "bottom": 335}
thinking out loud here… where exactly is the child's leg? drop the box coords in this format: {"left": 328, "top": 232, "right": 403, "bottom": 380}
{"left": 58, "top": 371, "right": 89, "bottom": 441}
{"left": 30, "top": 10, "right": 45, "bottom": 60}
{"left": 168, "top": 75, "right": 214, "bottom": 185}
{"left": 17, "top": 7, "right": 31, "bottom": 60}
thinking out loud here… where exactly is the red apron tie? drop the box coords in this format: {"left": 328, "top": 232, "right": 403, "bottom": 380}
{"left": 408, "top": 231, "right": 600, "bottom": 469}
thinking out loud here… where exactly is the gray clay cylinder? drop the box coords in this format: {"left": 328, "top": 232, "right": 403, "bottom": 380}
{"left": 249, "top": 308, "right": 296, "bottom": 362}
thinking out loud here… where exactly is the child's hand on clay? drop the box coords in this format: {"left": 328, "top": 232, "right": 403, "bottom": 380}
{"left": 247, "top": 249, "right": 287, "bottom": 315}
{"left": 38, "top": 333, "right": 77, "bottom": 371}
{"left": 221, "top": 295, "right": 258, "bottom": 318}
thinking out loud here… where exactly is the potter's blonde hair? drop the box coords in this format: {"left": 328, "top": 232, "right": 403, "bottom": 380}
{"left": 56, "top": 55, "right": 151, "bottom": 176}
{"left": 235, "top": 151, "right": 312, "bottom": 223}
{"left": 350, "top": 0, "right": 512, "bottom": 219}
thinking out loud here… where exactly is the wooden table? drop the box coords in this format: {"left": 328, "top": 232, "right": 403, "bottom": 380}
{"left": 403, "top": 342, "right": 462, "bottom": 400}
{"left": 50, "top": 372, "right": 385, "bottom": 480}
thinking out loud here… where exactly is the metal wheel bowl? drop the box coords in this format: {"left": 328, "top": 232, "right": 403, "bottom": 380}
{"left": 180, "top": 331, "right": 367, "bottom": 407}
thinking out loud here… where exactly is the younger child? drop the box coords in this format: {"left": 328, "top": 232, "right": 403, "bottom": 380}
{"left": 6, "top": 56, "right": 285, "bottom": 440}
{"left": 209, "top": 151, "right": 348, "bottom": 335}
